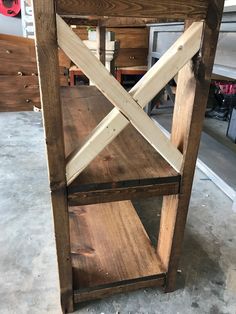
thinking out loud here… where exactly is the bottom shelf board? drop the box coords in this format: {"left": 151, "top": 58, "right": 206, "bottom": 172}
{"left": 74, "top": 274, "right": 165, "bottom": 303}
{"left": 69, "top": 200, "right": 166, "bottom": 301}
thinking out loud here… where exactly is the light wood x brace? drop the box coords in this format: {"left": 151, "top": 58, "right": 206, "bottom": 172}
{"left": 56, "top": 15, "right": 203, "bottom": 185}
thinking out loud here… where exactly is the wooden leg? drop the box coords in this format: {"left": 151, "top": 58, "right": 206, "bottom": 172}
{"left": 32, "top": 1, "right": 74, "bottom": 312}
{"left": 158, "top": 194, "right": 192, "bottom": 291}
{"left": 157, "top": 0, "right": 225, "bottom": 292}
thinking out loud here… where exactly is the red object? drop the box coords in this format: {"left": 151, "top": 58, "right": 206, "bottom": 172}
{"left": 69, "top": 67, "right": 84, "bottom": 86}
{"left": 0, "top": 0, "right": 21, "bottom": 17}
{"left": 215, "top": 81, "right": 236, "bottom": 95}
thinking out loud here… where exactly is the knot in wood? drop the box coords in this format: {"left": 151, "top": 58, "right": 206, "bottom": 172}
{"left": 192, "top": 53, "right": 204, "bottom": 80}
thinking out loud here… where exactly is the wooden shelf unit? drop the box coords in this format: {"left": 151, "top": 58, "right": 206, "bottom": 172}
{"left": 32, "top": 1, "right": 225, "bottom": 313}
{"left": 62, "top": 86, "right": 176, "bottom": 299}
{"left": 70, "top": 201, "right": 166, "bottom": 303}
{"left": 62, "top": 86, "right": 180, "bottom": 205}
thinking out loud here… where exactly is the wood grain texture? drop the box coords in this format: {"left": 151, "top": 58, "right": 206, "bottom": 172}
{"left": 69, "top": 201, "right": 166, "bottom": 291}
{"left": 0, "top": 34, "right": 69, "bottom": 76}
{"left": 130, "top": 21, "right": 203, "bottom": 106}
{"left": 56, "top": 14, "right": 182, "bottom": 171}
{"left": 62, "top": 21, "right": 202, "bottom": 184}
{"left": 32, "top": 1, "right": 73, "bottom": 312}
{"left": 64, "top": 16, "right": 172, "bottom": 27}
{"left": 0, "top": 73, "right": 67, "bottom": 112}
{"left": 157, "top": 0, "right": 225, "bottom": 292}
{"left": 0, "top": 34, "right": 37, "bottom": 76}
{"left": 56, "top": 0, "right": 208, "bottom": 20}
{"left": 68, "top": 182, "right": 180, "bottom": 206}
{"left": 72, "top": 27, "right": 88, "bottom": 40}
{"left": 74, "top": 275, "right": 165, "bottom": 303}
{"left": 108, "top": 27, "right": 148, "bottom": 49}
{"left": 0, "top": 76, "right": 40, "bottom": 111}
{"left": 61, "top": 86, "right": 180, "bottom": 201}
{"left": 115, "top": 48, "right": 148, "bottom": 67}
{"left": 57, "top": 16, "right": 183, "bottom": 183}
{"left": 0, "top": 34, "right": 69, "bottom": 112}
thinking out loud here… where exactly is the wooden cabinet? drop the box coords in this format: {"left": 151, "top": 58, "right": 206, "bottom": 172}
{"left": 115, "top": 47, "right": 148, "bottom": 67}
{"left": 110, "top": 27, "right": 148, "bottom": 67}
{"left": 73, "top": 26, "right": 149, "bottom": 67}
{"left": 0, "top": 34, "right": 70, "bottom": 111}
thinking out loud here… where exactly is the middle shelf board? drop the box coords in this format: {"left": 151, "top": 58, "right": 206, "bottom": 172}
{"left": 61, "top": 86, "right": 181, "bottom": 205}
{"left": 69, "top": 200, "right": 166, "bottom": 303}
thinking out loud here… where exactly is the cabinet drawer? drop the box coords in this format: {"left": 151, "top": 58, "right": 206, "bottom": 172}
{"left": 116, "top": 48, "right": 148, "bottom": 67}
{"left": 0, "top": 75, "right": 40, "bottom": 111}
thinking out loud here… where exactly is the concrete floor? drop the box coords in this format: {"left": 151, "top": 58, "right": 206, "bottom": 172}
{"left": 152, "top": 110, "right": 236, "bottom": 205}
{"left": 1, "top": 111, "right": 236, "bottom": 314}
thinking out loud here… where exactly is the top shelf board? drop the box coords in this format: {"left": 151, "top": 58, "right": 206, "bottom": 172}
{"left": 61, "top": 86, "right": 180, "bottom": 205}
{"left": 56, "top": 0, "right": 209, "bottom": 20}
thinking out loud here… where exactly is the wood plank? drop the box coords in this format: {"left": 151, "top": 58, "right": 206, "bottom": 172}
{"left": 0, "top": 73, "right": 67, "bottom": 112}
{"left": 0, "top": 34, "right": 37, "bottom": 76}
{"left": 60, "top": 21, "right": 202, "bottom": 184}
{"left": 108, "top": 27, "right": 148, "bottom": 49}
{"left": 56, "top": 0, "right": 208, "bottom": 20}
{"left": 130, "top": 21, "right": 203, "bottom": 105}
{"left": 64, "top": 16, "right": 173, "bottom": 27}
{"left": 0, "top": 34, "right": 69, "bottom": 112}
{"left": 157, "top": 0, "right": 225, "bottom": 292}
{"left": 0, "top": 34, "right": 69, "bottom": 76}
{"left": 56, "top": 15, "right": 183, "bottom": 182}
{"left": 96, "top": 26, "right": 106, "bottom": 65}
{"left": 61, "top": 86, "right": 180, "bottom": 201}
{"left": 74, "top": 275, "right": 165, "bottom": 303}
{"left": 32, "top": 1, "right": 73, "bottom": 312}
{"left": 0, "top": 76, "right": 40, "bottom": 111}
{"left": 72, "top": 27, "right": 88, "bottom": 40}
{"left": 69, "top": 201, "right": 166, "bottom": 292}
{"left": 68, "top": 182, "right": 180, "bottom": 206}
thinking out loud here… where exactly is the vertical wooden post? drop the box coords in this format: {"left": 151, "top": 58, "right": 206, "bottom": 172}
{"left": 157, "top": 0, "right": 225, "bottom": 292}
{"left": 32, "top": 1, "right": 73, "bottom": 312}
{"left": 96, "top": 25, "right": 106, "bottom": 65}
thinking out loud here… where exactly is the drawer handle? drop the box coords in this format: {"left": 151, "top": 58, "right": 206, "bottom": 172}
{"left": 129, "top": 56, "right": 136, "bottom": 60}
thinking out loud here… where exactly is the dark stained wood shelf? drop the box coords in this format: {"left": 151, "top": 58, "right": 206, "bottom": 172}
{"left": 69, "top": 200, "right": 166, "bottom": 303}
{"left": 61, "top": 86, "right": 181, "bottom": 205}
{"left": 33, "top": 0, "right": 224, "bottom": 311}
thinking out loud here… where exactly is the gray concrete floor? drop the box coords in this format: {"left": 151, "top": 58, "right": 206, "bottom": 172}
{"left": 152, "top": 111, "right": 236, "bottom": 203}
{"left": 0, "top": 111, "right": 236, "bottom": 314}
